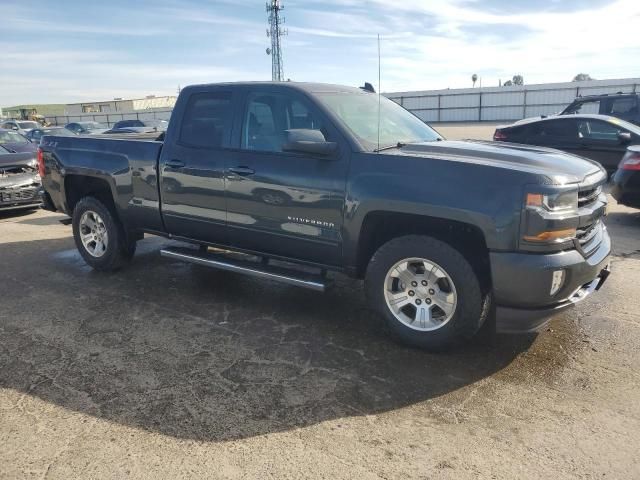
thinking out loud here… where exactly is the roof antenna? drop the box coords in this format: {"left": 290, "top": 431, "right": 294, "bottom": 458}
{"left": 377, "top": 33, "right": 381, "bottom": 153}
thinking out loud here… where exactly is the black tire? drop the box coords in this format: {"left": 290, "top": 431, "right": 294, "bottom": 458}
{"left": 365, "top": 235, "right": 491, "bottom": 350}
{"left": 72, "top": 196, "right": 136, "bottom": 271}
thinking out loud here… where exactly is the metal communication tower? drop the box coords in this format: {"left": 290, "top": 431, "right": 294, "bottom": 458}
{"left": 266, "top": 0, "right": 286, "bottom": 81}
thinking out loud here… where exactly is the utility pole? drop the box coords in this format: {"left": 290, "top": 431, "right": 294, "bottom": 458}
{"left": 266, "top": 0, "right": 286, "bottom": 81}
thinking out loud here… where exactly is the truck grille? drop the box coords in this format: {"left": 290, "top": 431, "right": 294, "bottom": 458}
{"left": 576, "top": 220, "right": 603, "bottom": 257}
{"left": 0, "top": 187, "right": 38, "bottom": 204}
{"left": 578, "top": 185, "right": 602, "bottom": 208}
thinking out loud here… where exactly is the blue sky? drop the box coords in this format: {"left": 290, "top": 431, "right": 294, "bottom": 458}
{"left": 2, "top": 0, "right": 640, "bottom": 106}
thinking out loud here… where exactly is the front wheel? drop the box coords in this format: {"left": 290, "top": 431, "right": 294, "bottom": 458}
{"left": 72, "top": 196, "right": 135, "bottom": 271}
{"left": 365, "top": 235, "right": 491, "bottom": 350}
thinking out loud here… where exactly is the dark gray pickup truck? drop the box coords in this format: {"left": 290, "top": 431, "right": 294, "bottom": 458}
{"left": 39, "top": 82, "right": 611, "bottom": 349}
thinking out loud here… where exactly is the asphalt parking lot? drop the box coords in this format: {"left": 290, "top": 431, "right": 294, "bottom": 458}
{"left": 1, "top": 182, "right": 639, "bottom": 477}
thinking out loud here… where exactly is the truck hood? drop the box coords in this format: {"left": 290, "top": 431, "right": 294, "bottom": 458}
{"left": 390, "top": 140, "right": 603, "bottom": 184}
{"left": 0, "top": 151, "right": 37, "bottom": 168}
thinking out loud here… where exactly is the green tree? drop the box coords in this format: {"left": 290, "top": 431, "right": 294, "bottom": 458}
{"left": 573, "top": 73, "right": 594, "bottom": 82}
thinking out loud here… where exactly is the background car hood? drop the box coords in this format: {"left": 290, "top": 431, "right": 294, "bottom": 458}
{"left": 0, "top": 152, "right": 39, "bottom": 189}
{"left": 2, "top": 142, "right": 38, "bottom": 153}
{"left": 0, "top": 151, "right": 37, "bottom": 168}
{"left": 390, "top": 140, "right": 603, "bottom": 185}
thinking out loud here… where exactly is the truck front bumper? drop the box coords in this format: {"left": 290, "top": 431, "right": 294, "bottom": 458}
{"left": 491, "top": 227, "right": 611, "bottom": 333}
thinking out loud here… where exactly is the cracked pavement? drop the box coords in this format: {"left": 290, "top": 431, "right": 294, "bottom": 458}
{"left": 0, "top": 199, "right": 639, "bottom": 479}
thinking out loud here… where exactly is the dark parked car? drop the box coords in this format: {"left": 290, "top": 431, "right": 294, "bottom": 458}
{"left": 611, "top": 146, "right": 640, "bottom": 209}
{"left": 39, "top": 82, "right": 611, "bottom": 350}
{"left": 0, "top": 128, "right": 38, "bottom": 153}
{"left": 65, "top": 121, "right": 108, "bottom": 135}
{"left": 0, "top": 145, "right": 43, "bottom": 212}
{"left": 560, "top": 93, "right": 640, "bottom": 126}
{"left": 26, "top": 127, "right": 76, "bottom": 144}
{"left": 494, "top": 114, "right": 640, "bottom": 172}
{"left": 111, "top": 119, "right": 168, "bottom": 133}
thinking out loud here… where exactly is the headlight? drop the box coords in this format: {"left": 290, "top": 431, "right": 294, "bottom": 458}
{"left": 522, "top": 188, "right": 579, "bottom": 247}
{"left": 526, "top": 190, "right": 578, "bottom": 212}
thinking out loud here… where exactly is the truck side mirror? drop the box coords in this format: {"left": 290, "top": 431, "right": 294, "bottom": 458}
{"left": 618, "top": 131, "right": 632, "bottom": 144}
{"left": 282, "top": 129, "right": 338, "bottom": 156}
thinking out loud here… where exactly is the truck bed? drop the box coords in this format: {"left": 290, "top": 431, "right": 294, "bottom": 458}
{"left": 40, "top": 134, "right": 165, "bottom": 232}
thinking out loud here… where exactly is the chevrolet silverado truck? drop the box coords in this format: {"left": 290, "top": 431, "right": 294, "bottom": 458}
{"left": 38, "top": 82, "right": 611, "bottom": 349}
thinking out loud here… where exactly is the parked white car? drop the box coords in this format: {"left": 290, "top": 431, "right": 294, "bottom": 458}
{"left": 0, "top": 120, "right": 40, "bottom": 135}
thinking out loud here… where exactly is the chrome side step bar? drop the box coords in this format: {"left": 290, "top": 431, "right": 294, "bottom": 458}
{"left": 160, "top": 246, "right": 328, "bottom": 292}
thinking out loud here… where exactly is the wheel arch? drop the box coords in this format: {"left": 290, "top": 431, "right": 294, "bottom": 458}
{"left": 64, "top": 174, "right": 118, "bottom": 216}
{"left": 354, "top": 211, "right": 492, "bottom": 289}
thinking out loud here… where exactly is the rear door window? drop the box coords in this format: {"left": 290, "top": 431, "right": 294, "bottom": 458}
{"left": 531, "top": 119, "right": 579, "bottom": 139}
{"left": 179, "top": 92, "right": 233, "bottom": 149}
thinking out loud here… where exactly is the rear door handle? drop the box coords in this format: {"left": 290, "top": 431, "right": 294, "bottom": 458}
{"left": 165, "top": 159, "right": 185, "bottom": 169}
{"left": 229, "top": 166, "right": 255, "bottom": 176}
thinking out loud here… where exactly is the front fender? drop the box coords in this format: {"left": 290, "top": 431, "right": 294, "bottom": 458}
{"left": 342, "top": 153, "right": 527, "bottom": 267}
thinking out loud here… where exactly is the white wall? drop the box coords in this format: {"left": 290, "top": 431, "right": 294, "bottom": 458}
{"left": 386, "top": 77, "right": 640, "bottom": 122}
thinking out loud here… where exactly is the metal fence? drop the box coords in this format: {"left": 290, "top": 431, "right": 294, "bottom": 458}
{"left": 43, "top": 78, "right": 640, "bottom": 127}
{"left": 387, "top": 78, "right": 640, "bottom": 123}
{"left": 45, "top": 109, "right": 173, "bottom": 127}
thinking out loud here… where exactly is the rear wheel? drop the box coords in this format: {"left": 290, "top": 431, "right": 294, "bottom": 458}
{"left": 72, "top": 196, "right": 135, "bottom": 271}
{"left": 365, "top": 235, "right": 491, "bottom": 350}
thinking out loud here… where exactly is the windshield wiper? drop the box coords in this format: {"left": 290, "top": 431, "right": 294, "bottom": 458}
{"left": 374, "top": 141, "right": 406, "bottom": 153}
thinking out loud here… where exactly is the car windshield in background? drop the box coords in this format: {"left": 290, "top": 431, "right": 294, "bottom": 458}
{"left": 0, "top": 131, "right": 29, "bottom": 144}
{"left": 79, "top": 122, "right": 106, "bottom": 129}
{"left": 45, "top": 128, "right": 75, "bottom": 136}
{"left": 143, "top": 120, "right": 168, "bottom": 128}
{"left": 0, "top": 145, "right": 9, "bottom": 154}
{"left": 35, "top": 128, "right": 76, "bottom": 140}
{"left": 316, "top": 92, "right": 440, "bottom": 151}
{"left": 17, "top": 121, "right": 39, "bottom": 129}
{"left": 115, "top": 120, "right": 144, "bottom": 128}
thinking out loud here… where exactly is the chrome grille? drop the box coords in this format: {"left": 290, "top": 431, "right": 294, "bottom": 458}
{"left": 576, "top": 221, "right": 599, "bottom": 245}
{"left": 578, "top": 185, "right": 602, "bottom": 208}
{"left": 0, "top": 187, "right": 38, "bottom": 203}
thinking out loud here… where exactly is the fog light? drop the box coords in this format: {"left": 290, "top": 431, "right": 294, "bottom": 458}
{"left": 550, "top": 270, "right": 565, "bottom": 296}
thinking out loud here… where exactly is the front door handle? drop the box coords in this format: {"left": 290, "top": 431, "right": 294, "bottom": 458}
{"left": 229, "top": 166, "right": 255, "bottom": 176}
{"left": 165, "top": 159, "right": 185, "bottom": 169}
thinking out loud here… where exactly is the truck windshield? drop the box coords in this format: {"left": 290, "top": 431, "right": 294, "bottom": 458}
{"left": 316, "top": 92, "right": 441, "bottom": 151}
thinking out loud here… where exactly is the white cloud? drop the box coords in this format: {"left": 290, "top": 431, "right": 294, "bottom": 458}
{"left": 1, "top": 0, "right": 639, "bottom": 105}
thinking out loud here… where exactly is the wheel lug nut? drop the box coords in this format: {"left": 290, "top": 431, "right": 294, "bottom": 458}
{"left": 411, "top": 281, "right": 418, "bottom": 287}
{"left": 421, "top": 280, "right": 427, "bottom": 286}
{"left": 426, "top": 298, "right": 432, "bottom": 305}
{"left": 415, "top": 299, "right": 422, "bottom": 305}
{"left": 429, "top": 289, "right": 435, "bottom": 295}
{"left": 408, "top": 290, "right": 415, "bottom": 297}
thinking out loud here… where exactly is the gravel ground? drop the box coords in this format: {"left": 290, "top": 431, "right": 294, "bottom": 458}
{"left": 0, "top": 192, "right": 639, "bottom": 479}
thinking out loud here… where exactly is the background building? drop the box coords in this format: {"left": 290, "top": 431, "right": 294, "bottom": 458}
{"left": 1, "top": 104, "right": 65, "bottom": 120}
{"left": 64, "top": 95, "right": 176, "bottom": 115}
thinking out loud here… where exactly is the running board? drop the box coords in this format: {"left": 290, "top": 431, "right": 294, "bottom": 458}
{"left": 160, "top": 246, "right": 328, "bottom": 292}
